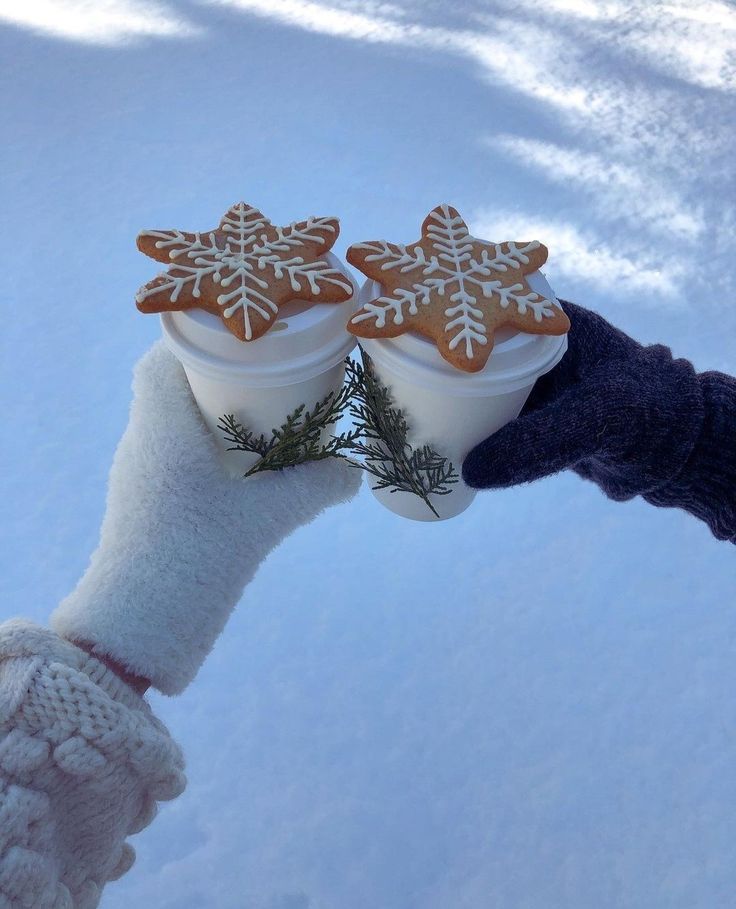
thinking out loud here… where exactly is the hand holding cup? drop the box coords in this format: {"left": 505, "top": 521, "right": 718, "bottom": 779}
{"left": 462, "top": 299, "right": 704, "bottom": 500}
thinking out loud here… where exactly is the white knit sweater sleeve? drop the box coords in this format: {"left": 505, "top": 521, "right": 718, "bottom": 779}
{"left": 0, "top": 619, "right": 186, "bottom": 909}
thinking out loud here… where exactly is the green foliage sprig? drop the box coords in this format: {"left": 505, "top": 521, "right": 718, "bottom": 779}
{"left": 218, "top": 350, "right": 459, "bottom": 517}
{"left": 343, "top": 349, "right": 459, "bottom": 518}
{"left": 217, "top": 379, "right": 360, "bottom": 478}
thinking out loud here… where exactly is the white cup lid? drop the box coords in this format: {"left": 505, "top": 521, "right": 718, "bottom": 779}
{"left": 357, "top": 270, "right": 568, "bottom": 396}
{"left": 160, "top": 253, "right": 361, "bottom": 387}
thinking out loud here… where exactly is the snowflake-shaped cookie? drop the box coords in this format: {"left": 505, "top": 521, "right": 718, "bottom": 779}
{"left": 346, "top": 203, "right": 570, "bottom": 372}
{"left": 136, "top": 202, "right": 354, "bottom": 341}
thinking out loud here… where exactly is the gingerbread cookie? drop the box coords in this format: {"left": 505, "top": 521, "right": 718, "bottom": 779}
{"left": 346, "top": 203, "right": 569, "bottom": 373}
{"left": 136, "top": 202, "right": 354, "bottom": 342}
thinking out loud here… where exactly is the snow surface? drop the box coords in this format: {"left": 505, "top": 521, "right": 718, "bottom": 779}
{"left": 1, "top": 1, "right": 735, "bottom": 907}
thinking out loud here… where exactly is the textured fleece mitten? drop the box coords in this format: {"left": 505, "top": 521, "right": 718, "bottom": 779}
{"left": 462, "top": 300, "right": 736, "bottom": 543}
{"left": 0, "top": 619, "right": 186, "bottom": 909}
{"left": 50, "top": 341, "right": 363, "bottom": 695}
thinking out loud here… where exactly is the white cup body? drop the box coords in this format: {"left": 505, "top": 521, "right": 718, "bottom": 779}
{"left": 357, "top": 270, "right": 568, "bottom": 522}
{"left": 159, "top": 252, "right": 361, "bottom": 476}
{"left": 175, "top": 361, "right": 349, "bottom": 475}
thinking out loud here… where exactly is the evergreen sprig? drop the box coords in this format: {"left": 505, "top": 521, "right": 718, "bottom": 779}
{"left": 218, "top": 379, "right": 360, "bottom": 478}
{"left": 344, "top": 349, "right": 459, "bottom": 518}
{"left": 218, "top": 351, "right": 459, "bottom": 518}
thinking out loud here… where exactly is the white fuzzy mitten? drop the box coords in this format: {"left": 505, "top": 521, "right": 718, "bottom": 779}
{"left": 0, "top": 343, "right": 360, "bottom": 907}
{"left": 0, "top": 619, "right": 186, "bottom": 909}
{"left": 50, "top": 340, "right": 363, "bottom": 695}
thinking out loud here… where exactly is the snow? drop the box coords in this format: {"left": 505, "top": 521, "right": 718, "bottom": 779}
{"left": 1, "top": 1, "right": 734, "bottom": 906}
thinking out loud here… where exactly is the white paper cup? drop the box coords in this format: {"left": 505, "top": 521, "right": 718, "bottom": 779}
{"left": 160, "top": 253, "right": 361, "bottom": 476}
{"left": 356, "top": 270, "right": 568, "bottom": 522}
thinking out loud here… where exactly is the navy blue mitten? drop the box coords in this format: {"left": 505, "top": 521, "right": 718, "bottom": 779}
{"left": 462, "top": 300, "right": 736, "bottom": 543}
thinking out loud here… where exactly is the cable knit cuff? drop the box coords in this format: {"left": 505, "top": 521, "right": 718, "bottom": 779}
{"left": 0, "top": 618, "right": 187, "bottom": 909}
{"left": 0, "top": 619, "right": 148, "bottom": 715}
{"left": 643, "top": 370, "right": 736, "bottom": 542}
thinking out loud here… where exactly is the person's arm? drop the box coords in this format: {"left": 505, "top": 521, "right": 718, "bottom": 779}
{"left": 641, "top": 370, "right": 736, "bottom": 541}
{"left": 72, "top": 637, "right": 151, "bottom": 694}
{"left": 0, "top": 341, "right": 362, "bottom": 909}
{"left": 48, "top": 341, "right": 362, "bottom": 695}
{"left": 0, "top": 618, "right": 185, "bottom": 909}
{"left": 462, "top": 300, "right": 736, "bottom": 544}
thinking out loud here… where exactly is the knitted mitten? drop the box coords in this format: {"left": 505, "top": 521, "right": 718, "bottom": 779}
{"left": 49, "top": 341, "right": 363, "bottom": 695}
{"left": 0, "top": 619, "right": 186, "bottom": 909}
{"left": 462, "top": 300, "right": 736, "bottom": 543}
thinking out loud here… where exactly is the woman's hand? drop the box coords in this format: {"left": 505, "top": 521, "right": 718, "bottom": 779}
{"left": 49, "top": 341, "right": 363, "bottom": 696}
{"left": 462, "top": 299, "right": 736, "bottom": 542}
{"left": 462, "top": 299, "right": 704, "bottom": 501}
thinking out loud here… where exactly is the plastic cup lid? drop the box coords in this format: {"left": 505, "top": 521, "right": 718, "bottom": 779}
{"left": 356, "top": 269, "right": 568, "bottom": 396}
{"left": 160, "top": 252, "right": 361, "bottom": 387}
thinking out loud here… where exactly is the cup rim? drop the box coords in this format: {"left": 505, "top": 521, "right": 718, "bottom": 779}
{"left": 159, "top": 251, "right": 361, "bottom": 388}
{"left": 355, "top": 277, "right": 569, "bottom": 397}
{"left": 161, "top": 310, "right": 359, "bottom": 387}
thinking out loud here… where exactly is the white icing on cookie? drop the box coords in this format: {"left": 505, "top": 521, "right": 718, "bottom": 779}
{"left": 350, "top": 204, "right": 556, "bottom": 360}
{"left": 137, "top": 203, "right": 352, "bottom": 341}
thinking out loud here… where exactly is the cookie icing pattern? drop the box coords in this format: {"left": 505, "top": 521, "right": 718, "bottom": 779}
{"left": 136, "top": 203, "right": 353, "bottom": 342}
{"left": 346, "top": 204, "right": 570, "bottom": 373}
